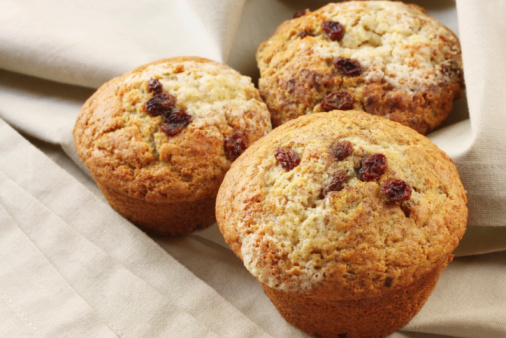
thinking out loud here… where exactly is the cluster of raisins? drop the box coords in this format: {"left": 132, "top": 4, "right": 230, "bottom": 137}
{"left": 145, "top": 78, "right": 248, "bottom": 161}
{"left": 273, "top": 139, "right": 412, "bottom": 203}
{"left": 274, "top": 137, "right": 411, "bottom": 202}
{"left": 325, "top": 141, "right": 412, "bottom": 202}
{"left": 321, "top": 56, "right": 360, "bottom": 112}
{"left": 321, "top": 141, "right": 354, "bottom": 195}
{"left": 358, "top": 152, "right": 412, "bottom": 201}
{"left": 292, "top": 10, "right": 364, "bottom": 111}
{"left": 357, "top": 154, "right": 412, "bottom": 201}
{"left": 293, "top": 11, "right": 362, "bottom": 76}
{"left": 289, "top": 12, "right": 412, "bottom": 201}
{"left": 145, "top": 78, "right": 192, "bottom": 137}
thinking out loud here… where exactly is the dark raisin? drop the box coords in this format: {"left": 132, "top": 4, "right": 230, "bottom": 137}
{"left": 225, "top": 130, "right": 247, "bottom": 160}
{"left": 333, "top": 57, "right": 361, "bottom": 77}
{"left": 275, "top": 147, "right": 301, "bottom": 171}
{"left": 145, "top": 93, "right": 176, "bottom": 117}
{"left": 385, "top": 277, "right": 393, "bottom": 287}
{"left": 322, "top": 21, "right": 345, "bottom": 41}
{"left": 332, "top": 140, "right": 353, "bottom": 161}
{"left": 147, "top": 78, "right": 163, "bottom": 94}
{"left": 161, "top": 109, "right": 192, "bottom": 136}
{"left": 296, "top": 31, "right": 311, "bottom": 39}
{"left": 166, "top": 109, "right": 191, "bottom": 124}
{"left": 358, "top": 153, "right": 387, "bottom": 181}
{"left": 321, "top": 91, "right": 354, "bottom": 111}
{"left": 161, "top": 124, "right": 179, "bottom": 137}
{"left": 322, "top": 171, "right": 348, "bottom": 196}
{"left": 338, "top": 334, "right": 348, "bottom": 338}
{"left": 293, "top": 10, "right": 308, "bottom": 19}
{"left": 382, "top": 179, "right": 412, "bottom": 202}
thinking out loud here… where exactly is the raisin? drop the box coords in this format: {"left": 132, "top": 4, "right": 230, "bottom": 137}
{"left": 275, "top": 147, "right": 301, "bottom": 171}
{"left": 332, "top": 140, "right": 353, "bottom": 161}
{"left": 145, "top": 93, "right": 176, "bottom": 117}
{"left": 385, "top": 277, "right": 393, "bottom": 287}
{"left": 333, "top": 57, "right": 361, "bottom": 77}
{"left": 321, "top": 91, "right": 354, "bottom": 111}
{"left": 322, "top": 171, "right": 348, "bottom": 196}
{"left": 293, "top": 10, "right": 308, "bottom": 19}
{"left": 338, "top": 333, "right": 348, "bottom": 338}
{"left": 225, "top": 130, "right": 247, "bottom": 160}
{"left": 161, "top": 109, "right": 192, "bottom": 136}
{"left": 296, "top": 31, "right": 311, "bottom": 39}
{"left": 382, "top": 179, "right": 412, "bottom": 202}
{"left": 358, "top": 153, "right": 387, "bottom": 181}
{"left": 322, "top": 21, "right": 345, "bottom": 41}
{"left": 147, "top": 78, "right": 163, "bottom": 94}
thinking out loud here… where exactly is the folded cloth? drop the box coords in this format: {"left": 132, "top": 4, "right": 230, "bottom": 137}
{"left": 0, "top": 119, "right": 272, "bottom": 337}
{"left": 0, "top": 0, "right": 505, "bottom": 337}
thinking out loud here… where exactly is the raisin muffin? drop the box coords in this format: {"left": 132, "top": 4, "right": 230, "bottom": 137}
{"left": 74, "top": 57, "right": 271, "bottom": 235}
{"left": 256, "top": 1, "right": 464, "bottom": 134}
{"left": 216, "top": 111, "right": 467, "bottom": 337}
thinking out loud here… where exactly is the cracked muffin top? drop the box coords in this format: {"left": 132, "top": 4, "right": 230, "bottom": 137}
{"left": 216, "top": 110, "right": 467, "bottom": 298}
{"left": 256, "top": 1, "right": 464, "bottom": 134}
{"left": 74, "top": 57, "right": 271, "bottom": 203}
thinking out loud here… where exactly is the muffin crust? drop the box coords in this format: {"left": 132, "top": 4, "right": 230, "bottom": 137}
{"left": 256, "top": 1, "right": 464, "bottom": 134}
{"left": 217, "top": 110, "right": 467, "bottom": 296}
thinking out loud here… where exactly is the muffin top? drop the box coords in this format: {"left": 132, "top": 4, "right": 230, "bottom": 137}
{"left": 74, "top": 57, "right": 271, "bottom": 202}
{"left": 256, "top": 1, "right": 464, "bottom": 134}
{"left": 216, "top": 111, "right": 467, "bottom": 298}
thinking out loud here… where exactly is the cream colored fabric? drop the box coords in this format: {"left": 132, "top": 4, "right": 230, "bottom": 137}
{"left": 0, "top": 0, "right": 505, "bottom": 337}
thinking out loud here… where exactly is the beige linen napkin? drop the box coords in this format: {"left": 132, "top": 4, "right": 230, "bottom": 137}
{"left": 0, "top": 119, "right": 270, "bottom": 337}
{"left": 0, "top": 0, "right": 246, "bottom": 88}
{"left": 0, "top": 0, "right": 505, "bottom": 337}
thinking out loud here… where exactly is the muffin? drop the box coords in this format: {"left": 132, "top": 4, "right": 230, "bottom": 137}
{"left": 216, "top": 111, "right": 467, "bottom": 337}
{"left": 256, "top": 1, "right": 464, "bottom": 134}
{"left": 74, "top": 56, "right": 271, "bottom": 235}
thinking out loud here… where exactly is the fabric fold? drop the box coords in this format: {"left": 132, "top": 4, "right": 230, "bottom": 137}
{"left": 0, "top": 187, "right": 119, "bottom": 337}
{"left": 452, "top": 0, "right": 506, "bottom": 228}
{"left": 0, "top": 0, "right": 227, "bottom": 88}
{"left": 0, "top": 119, "right": 271, "bottom": 337}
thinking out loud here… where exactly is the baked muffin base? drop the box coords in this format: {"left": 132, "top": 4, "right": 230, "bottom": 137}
{"left": 261, "top": 256, "right": 450, "bottom": 337}
{"left": 97, "top": 181, "right": 215, "bottom": 236}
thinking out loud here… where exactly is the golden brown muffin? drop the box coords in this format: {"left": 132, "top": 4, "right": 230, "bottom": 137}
{"left": 74, "top": 57, "right": 272, "bottom": 235}
{"left": 216, "top": 111, "right": 467, "bottom": 337}
{"left": 256, "top": 1, "right": 464, "bottom": 134}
